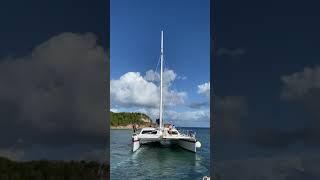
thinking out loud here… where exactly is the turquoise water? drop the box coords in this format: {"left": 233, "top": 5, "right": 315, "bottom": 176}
{"left": 111, "top": 128, "right": 210, "bottom": 180}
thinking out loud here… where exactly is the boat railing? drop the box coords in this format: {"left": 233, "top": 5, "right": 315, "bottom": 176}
{"left": 132, "top": 128, "right": 141, "bottom": 135}
{"left": 176, "top": 128, "right": 196, "bottom": 138}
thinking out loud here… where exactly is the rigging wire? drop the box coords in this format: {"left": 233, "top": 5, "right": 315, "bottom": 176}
{"left": 163, "top": 55, "right": 169, "bottom": 70}
{"left": 155, "top": 56, "right": 161, "bottom": 74}
{"left": 162, "top": 55, "right": 168, "bottom": 123}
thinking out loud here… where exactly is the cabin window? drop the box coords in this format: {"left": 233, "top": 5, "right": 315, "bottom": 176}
{"left": 141, "top": 130, "right": 157, "bottom": 134}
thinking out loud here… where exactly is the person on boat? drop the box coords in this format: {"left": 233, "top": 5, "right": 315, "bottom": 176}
{"left": 168, "top": 124, "right": 172, "bottom": 134}
{"left": 133, "top": 124, "right": 137, "bottom": 133}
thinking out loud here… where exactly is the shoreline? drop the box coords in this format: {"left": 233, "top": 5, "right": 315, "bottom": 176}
{"left": 110, "top": 125, "right": 153, "bottom": 129}
{"left": 110, "top": 126, "right": 210, "bottom": 129}
{"left": 110, "top": 127, "right": 132, "bottom": 130}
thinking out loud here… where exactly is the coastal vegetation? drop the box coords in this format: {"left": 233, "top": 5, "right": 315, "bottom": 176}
{"left": 0, "top": 157, "right": 109, "bottom": 180}
{"left": 110, "top": 112, "right": 153, "bottom": 127}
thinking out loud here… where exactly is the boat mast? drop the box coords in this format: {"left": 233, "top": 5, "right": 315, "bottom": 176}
{"left": 159, "top": 30, "right": 164, "bottom": 129}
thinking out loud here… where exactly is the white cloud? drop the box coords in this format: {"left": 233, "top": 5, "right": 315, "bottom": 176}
{"left": 177, "top": 75, "right": 187, "bottom": 80}
{"left": 164, "top": 109, "right": 209, "bottom": 127}
{"left": 111, "top": 68, "right": 209, "bottom": 127}
{"left": 144, "top": 69, "right": 160, "bottom": 82}
{"left": 118, "top": 106, "right": 209, "bottom": 127}
{"left": 166, "top": 109, "right": 209, "bottom": 121}
{"left": 133, "top": 107, "right": 159, "bottom": 120}
{"left": 111, "top": 69, "right": 187, "bottom": 108}
{"left": 0, "top": 32, "right": 107, "bottom": 135}
{"left": 111, "top": 72, "right": 158, "bottom": 107}
{"left": 280, "top": 66, "right": 320, "bottom": 135}
{"left": 143, "top": 69, "right": 177, "bottom": 86}
{"left": 0, "top": 32, "right": 109, "bottom": 160}
{"left": 281, "top": 66, "right": 320, "bottom": 99}
{"left": 110, "top": 108, "right": 118, "bottom": 112}
{"left": 198, "top": 82, "right": 210, "bottom": 98}
{"left": 0, "top": 32, "right": 109, "bottom": 161}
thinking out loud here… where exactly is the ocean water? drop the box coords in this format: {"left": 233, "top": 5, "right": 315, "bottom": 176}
{"left": 110, "top": 128, "right": 210, "bottom": 180}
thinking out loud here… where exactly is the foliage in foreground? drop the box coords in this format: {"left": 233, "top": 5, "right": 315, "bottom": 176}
{"left": 0, "top": 157, "right": 109, "bottom": 180}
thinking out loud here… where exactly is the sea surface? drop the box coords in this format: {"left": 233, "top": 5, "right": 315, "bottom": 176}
{"left": 110, "top": 128, "right": 210, "bottom": 180}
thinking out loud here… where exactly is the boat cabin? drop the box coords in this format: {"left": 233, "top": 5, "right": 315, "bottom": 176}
{"left": 165, "top": 128, "right": 179, "bottom": 136}
{"left": 139, "top": 128, "right": 158, "bottom": 135}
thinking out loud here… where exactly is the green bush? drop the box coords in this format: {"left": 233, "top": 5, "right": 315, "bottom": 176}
{"left": 110, "top": 112, "right": 153, "bottom": 126}
{"left": 0, "top": 157, "right": 109, "bottom": 180}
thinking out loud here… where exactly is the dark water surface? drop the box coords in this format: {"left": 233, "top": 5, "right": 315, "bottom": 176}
{"left": 111, "top": 128, "right": 210, "bottom": 180}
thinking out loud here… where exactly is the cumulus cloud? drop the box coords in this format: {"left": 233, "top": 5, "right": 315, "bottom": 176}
{"left": 143, "top": 69, "right": 178, "bottom": 86}
{"left": 111, "top": 69, "right": 187, "bottom": 108}
{"left": 110, "top": 69, "right": 211, "bottom": 127}
{"left": 188, "top": 81, "right": 210, "bottom": 109}
{"left": 165, "top": 109, "right": 210, "bottom": 126}
{"left": 280, "top": 66, "right": 320, "bottom": 145}
{"left": 111, "top": 72, "right": 158, "bottom": 107}
{"left": 198, "top": 82, "right": 210, "bottom": 98}
{"left": 144, "top": 69, "right": 160, "bottom": 82}
{"left": 0, "top": 32, "right": 108, "bottom": 160}
{"left": 110, "top": 108, "right": 119, "bottom": 113}
{"left": 281, "top": 66, "right": 320, "bottom": 100}
{"left": 131, "top": 107, "right": 209, "bottom": 127}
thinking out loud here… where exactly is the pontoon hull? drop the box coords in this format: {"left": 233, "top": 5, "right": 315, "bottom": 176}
{"left": 132, "top": 127, "right": 201, "bottom": 153}
{"left": 177, "top": 139, "right": 198, "bottom": 153}
{"left": 132, "top": 135, "right": 140, "bottom": 152}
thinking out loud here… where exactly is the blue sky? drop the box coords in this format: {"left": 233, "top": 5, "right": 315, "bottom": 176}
{"left": 110, "top": 0, "right": 210, "bottom": 127}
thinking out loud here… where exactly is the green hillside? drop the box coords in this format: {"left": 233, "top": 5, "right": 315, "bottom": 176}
{"left": 110, "top": 112, "right": 153, "bottom": 126}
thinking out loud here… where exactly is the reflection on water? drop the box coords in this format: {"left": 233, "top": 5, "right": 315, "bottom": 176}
{"left": 111, "top": 128, "right": 210, "bottom": 180}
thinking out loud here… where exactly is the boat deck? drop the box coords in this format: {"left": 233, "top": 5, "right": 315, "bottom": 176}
{"left": 162, "top": 134, "right": 195, "bottom": 140}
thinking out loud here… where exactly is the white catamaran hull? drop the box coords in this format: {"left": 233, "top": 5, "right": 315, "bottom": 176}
{"left": 177, "top": 139, "right": 201, "bottom": 153}
{"left": 132, "top": 135, "right": 140, "bottom": 152}
{"left": 133, "top": 135, "right": 201, "bottom": 153}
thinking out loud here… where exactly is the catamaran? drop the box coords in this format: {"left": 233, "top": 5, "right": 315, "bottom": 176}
{"left": 132, "top": 31, "right": 201, "bottom": 153}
